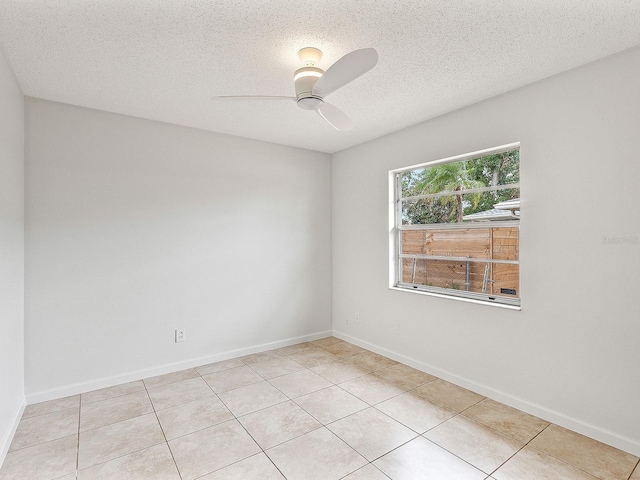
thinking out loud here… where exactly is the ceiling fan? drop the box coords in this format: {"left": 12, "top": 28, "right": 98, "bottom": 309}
{"left": 214, "top": 47, "right": 378, "bottom": 131}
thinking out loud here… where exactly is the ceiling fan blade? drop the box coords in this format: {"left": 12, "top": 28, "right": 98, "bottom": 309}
{"left": 317, "top": 102, "right": 353, "bottom": 131}
{"left": 312, "top": 48, "right": 378, "bottom": 98}
{"left": 213, "top": 95, "right": 296, "bottom": 101}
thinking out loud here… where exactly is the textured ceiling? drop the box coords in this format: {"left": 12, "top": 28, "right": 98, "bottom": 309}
{"left": 1, "top": 1, "right": 639, "bottom": 153}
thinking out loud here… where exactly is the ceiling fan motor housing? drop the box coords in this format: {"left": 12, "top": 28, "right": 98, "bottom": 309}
{"left": 294, "top": 66, "right": 324, "bottom": 110}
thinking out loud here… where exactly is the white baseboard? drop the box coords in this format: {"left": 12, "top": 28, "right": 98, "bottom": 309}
{"left": 333, "top": 330, "right": 640, "bottom": 457}
{"left": 0, "top": 396, "right": 25, "bottom": 469}
{"left": 26, "top": 330, "right": 332, "bottom": 405}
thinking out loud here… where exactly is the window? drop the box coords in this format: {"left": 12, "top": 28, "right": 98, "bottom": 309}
{"left": 390, "top": 143, "right": 520, "bottom": 307}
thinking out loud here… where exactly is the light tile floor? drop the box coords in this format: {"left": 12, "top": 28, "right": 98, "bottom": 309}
{"left": 2, "top": 337, "right": 639, "bottom": 480}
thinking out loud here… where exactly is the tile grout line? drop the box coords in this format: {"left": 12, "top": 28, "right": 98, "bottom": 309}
{"left": 268, "top": 354, "right": 416, "bottom": 477}
{"left": 627, "top": 459, "right": 640, "bottom": 480}
{"left": 67, "top": 412, "right": 185, "bottom": 475}
{"left": 0, "top": 432, "right": 78, "bottom": 455}
{"left": 370, "top": 401, "right": 438, "bottom": 437}
{"left": 198, "top": 360, "right": 291, "bottom": 479}
{"left": 456, "top": 398, "right": 548, "bottom": 443}
{"left": 437, "top": 401, "right": 529, "bottom": 479}
{"left": 233, "top": 416, "right": 290, "bottom": 479}
{"left": 485, "top": 438, "right": 528, "bottom": 478}
{"left": 143, "top": 380, "right": 184, "bottom": 480}
{"left": 421, "top": 435, "right": 494, "bottom": 477}
{"left": 75, "top": 396, "right": 81, "bottom": 479}
{"left": 417, "top": 406, "right": 573, "bottom": 478}
{"left": 424, "top": 392, "right": 627, "bottom": 479}
{"left": 317, "top": 356, "right": 510, "bottom": 478}
{"left": 79, "top": 384, "right": 147, "bottom": 406}
{"left": 513, "top": 424, "right": 607, "bottom": 480}
{"left": 200, "top": 344, "right": 382, "bottom": 477}
{"left": 20, "top": 404, "right": 75, "bottom": 421}
{"left": 341, "top": 385, "right": 493, "bottom": 475}
{"left": 322, "top": 425, "right": 374, "bottom": 477}
{"left": 200, "top": 356, "right": 288, "bottom": 478}
{"left": 368, "top": 432, "right": 420, "bottom": 463}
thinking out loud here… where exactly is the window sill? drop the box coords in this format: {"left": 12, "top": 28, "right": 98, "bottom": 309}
{"left": 389, "top": 286, "right": 521, "bottom": 311}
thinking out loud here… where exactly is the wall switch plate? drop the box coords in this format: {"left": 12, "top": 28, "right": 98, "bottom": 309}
{"left": 175, "top": 329, "right": 186, "bottom": 343}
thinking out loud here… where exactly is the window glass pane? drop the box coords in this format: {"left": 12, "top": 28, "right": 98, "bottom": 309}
{"left": 461, "top": 190, "right": 520, "bottom": 222}
{"left": 401, "top": 197, "right": 457, "bottom": 225}
{"left": 492, "top": 227, "right": 519, "bottom": 261}
{"left": 400, "top": 169, "right": 425, "bottom": 198}
{"left": 401, "top": 227, "right": 518, "bottom": 261}
{"left": 401, "top": 258, "right": 482, "bottom": 292}
{"left": 401, "top": 258, "right": 519, "bottom": 298}
{"left": 402, "top": 228, "right": 490, "bottom": 259}
{"left": 464, "top": 150, "right": 519, "bottom": 187}
{"left": 491, "top": 262, "right": 520, "bottom": 296}
{"left": 402, "top": 189, "right": 519, "bottom": 225}
{"left": 399, "top": 149, "right": 519, "bottom": 199}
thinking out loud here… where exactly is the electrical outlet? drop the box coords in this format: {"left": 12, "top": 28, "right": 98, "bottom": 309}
{"left": 345, "top": 315, "right": 349, "bottom": 325}
{"left": 355, "top": 312, "right": 361, "bottom": 324}
{"left": 175, "top": 329, "right": 186, "bottom": 343}
{"left": 394, "top": 323, "right": 399, "bottom": 335}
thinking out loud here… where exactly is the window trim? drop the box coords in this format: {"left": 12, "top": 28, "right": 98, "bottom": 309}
{"left": 389, "top": 142, "right": 521, "bottom": 309}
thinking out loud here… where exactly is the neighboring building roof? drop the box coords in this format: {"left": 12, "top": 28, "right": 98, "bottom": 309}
{"left": 463, "top": 198, "right": 520, "bottom": 222}
{"left": 463, "top": 209, "right": 519, "bottom": 221}
{"left": 494, "top": 198, "right": 520, "bottom": 211}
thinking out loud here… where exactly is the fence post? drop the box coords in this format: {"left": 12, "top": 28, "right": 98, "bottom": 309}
{"left": 465, "top": 257, "right": 471, "bottom": 291}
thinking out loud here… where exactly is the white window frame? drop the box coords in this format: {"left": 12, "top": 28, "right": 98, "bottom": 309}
{"left": 388, "top": 142, "right": 521, "bottom": 309}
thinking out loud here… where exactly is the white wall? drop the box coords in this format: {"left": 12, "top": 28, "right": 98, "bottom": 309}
{"left": 0, "top": 49, "right": 25, "bottom": 460}
{"left": 332, "top": 46, "right": 640, "bottom": 454}
{"left": 25, "top": 99, "right": 332, "bottom": 398}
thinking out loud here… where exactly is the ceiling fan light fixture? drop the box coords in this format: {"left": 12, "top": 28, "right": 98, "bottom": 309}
{"left": 293, "top": 67, "right": 323, "bottom": 82}
{"left": 298, "top": 47, "right": 323, "bottom": 66}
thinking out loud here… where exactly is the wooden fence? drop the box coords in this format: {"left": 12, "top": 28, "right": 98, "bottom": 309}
{"left": 401, "top": 227, "right": 519, "bottom": 297}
